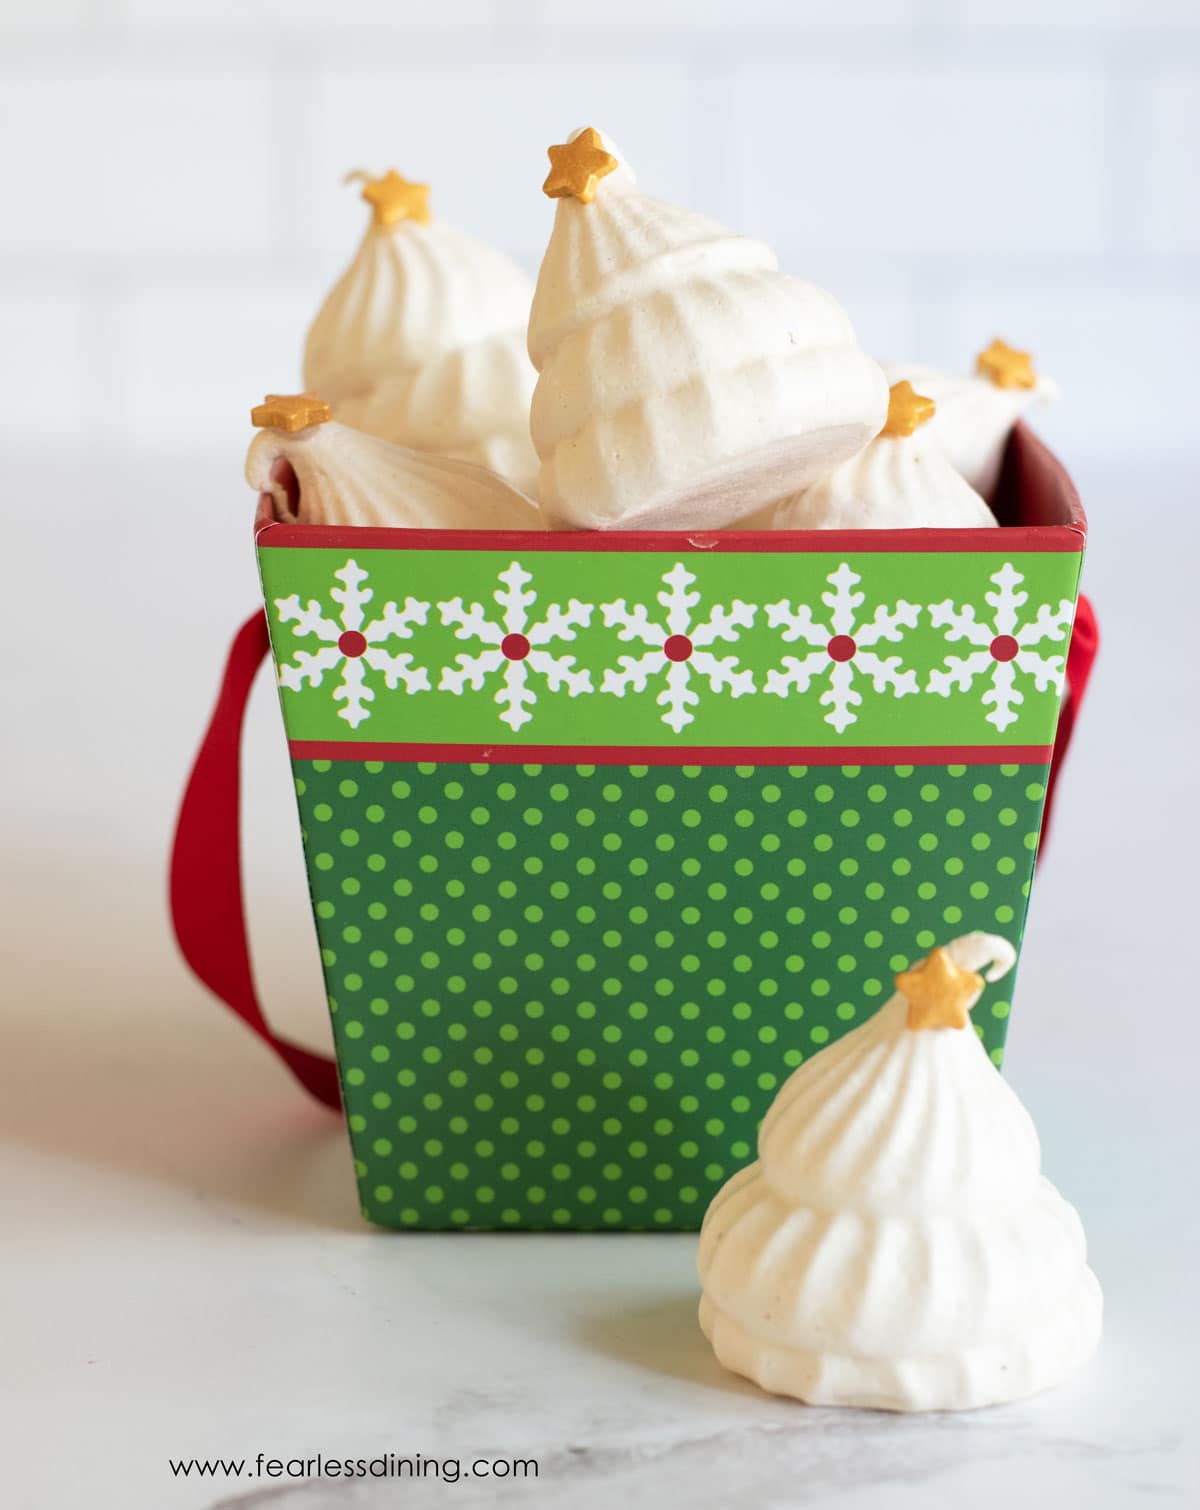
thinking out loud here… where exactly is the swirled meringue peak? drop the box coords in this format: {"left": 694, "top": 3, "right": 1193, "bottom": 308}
{"left": 302, "top": 171, "right": 537, "bottom": 490}
{"left": 767, "top": 381, "right": 998, "bottom": 530}
{"left": 246, "top": 412, "right": 541, "bottom": 532}
{"left": 882, "top": 341, "right": 1058, "bottom": 501}
{"left": 529, "top": 128, "right": 888, "bottom": 530}
{"left": 698, "top": 932, "right": 1102, "bottom": 1412}
{"left": 334, "top": 333, "right": 539, "bottom": 495}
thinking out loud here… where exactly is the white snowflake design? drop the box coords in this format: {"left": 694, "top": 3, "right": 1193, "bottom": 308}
{"left": 274, "top": 559, "right": 430, "bottom": 730}
{"left": 764, "top": 562, "right": 920, "bottom": 734}
{"left": 437, "top": 561, "right": 593, "bottom": 732}
{"left": 599, "top": 562, "right": 757, "bottom": 733}
{"left": 927, "top": 561, "right": 1075, "bottom": 733}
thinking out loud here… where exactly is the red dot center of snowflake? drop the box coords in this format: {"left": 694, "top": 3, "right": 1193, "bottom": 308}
{"left": 337, "top": 630, "right": 367, "bottom": 658}
{"left": 826, "top": 634, "right": 857, "bottom": 663}
{"left": 663, "top": 634, "right": 694, "bottom": 663}
{"left": 989, "top": 634, "right": 1020, "bottom": 663}
{"left": 500, "top": 632, "right": 532, "bottom": 661}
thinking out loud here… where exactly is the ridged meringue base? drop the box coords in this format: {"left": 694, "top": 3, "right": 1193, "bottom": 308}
{"left": 698, "top": 1268, "right": 1102, "bottom": 1413}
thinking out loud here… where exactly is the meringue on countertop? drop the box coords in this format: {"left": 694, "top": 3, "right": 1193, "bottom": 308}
{"left": 303, "top": 169, "right": 539, "bottom": 492}
{"left": 882, "top": 340, "right": 1058, "bottom": 501}
{"left": 698, "top": 932, "right": 1102, "bottom": 1412}
{"left": 764, "top": 380, "right": 998, "bottom": 530}
{"left": 528, "top": 127, "right": 889, "bottom": 531}
{"left": 247, "top": 394, "right": 541, "bottom": 531}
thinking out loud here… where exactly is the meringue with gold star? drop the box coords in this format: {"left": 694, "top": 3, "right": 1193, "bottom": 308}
{"left": 882, "top": 341, "right": 1059, "bottom": 502}
{"left": 763, "top": 381, "right": 998, "bottom": 531}
{"left": 528, "top": 127, "right": 889, "bottom": 530}
{"left": 698, "top": 931, "right": 1102, "bottom": 1412}
{"left": 303, "top": 169, "right": 538, "bottom": 491}
{"left": 247, "top": 394, "right": 541, "bottom": 532}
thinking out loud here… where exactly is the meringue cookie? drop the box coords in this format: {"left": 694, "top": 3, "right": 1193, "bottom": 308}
{"left": 698, "top": 932, "right": 1102, "bottom": 1412}
{"left": 303, "top": 172, "right": 537, "bottom": 491}
{"left": 334, "top": 334, "right": 539, "bottom": 496}
{"left": 247, "top": 416, "right": 542, "bottom": 532}
{"left": 882, "top": 343, "right": 1058, "bottom": 501}
{"left": 529, "top": 128, "right": 889, "bottom": 531}
{"left": 766, "top": 381, "right": 998, "bottom": 530}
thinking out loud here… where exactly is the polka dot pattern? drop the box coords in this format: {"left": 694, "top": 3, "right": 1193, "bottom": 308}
{"left": 294, "top": 760, "right": 1047, "bottom": 1230}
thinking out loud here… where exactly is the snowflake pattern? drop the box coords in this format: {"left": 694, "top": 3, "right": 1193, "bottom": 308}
{"left": 764, "top": 562, "right": 920, "bottom": 734}
{"left": 927, "top": 562, "right": 1075, "bottom": 732}
{"left": 599, "top": 562, "right": 757, "bottom": 733}
{"left": 437, "top": 561, "right": 593, "bottom": 732}
{"left": 274, "top": 559, "right": 430, "bottom": 729}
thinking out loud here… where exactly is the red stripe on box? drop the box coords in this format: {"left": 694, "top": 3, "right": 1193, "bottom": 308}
{"left": 288, "top": 741, "right": 1055, "bottom": 767}
{"left": 259, "top": 523, "right": 1084, "bottom": 555}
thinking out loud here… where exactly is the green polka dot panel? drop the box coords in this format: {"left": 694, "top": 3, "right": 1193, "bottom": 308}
{"left": 294, "top": 761, "right": 1049, "bottom": 1230}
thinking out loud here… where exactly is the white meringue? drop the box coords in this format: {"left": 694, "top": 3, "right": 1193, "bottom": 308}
{"left": 528, "top": 129, "right": 889, "bottom": 531}
{"left": 303, "top": 174, "right": 537, "bottom": 491}
{"left": 881, "top": 349, "right": 1058, "bottom": 501}
{"left": 766, "top": 389, "right": 998, "bottom": 531}
{"left": 698, "top": 933, "right": 1102, "bottom": 1412}
{"left": 334, "top": 334, "right": 539, "bottom": 495}
{"left": 246, "top": 418, "right": 542, "bottom": 532}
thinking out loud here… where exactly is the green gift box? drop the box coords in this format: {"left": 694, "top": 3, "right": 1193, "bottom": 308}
{"left": 172, "top": 425, "right": 1094, "bottom": 1231}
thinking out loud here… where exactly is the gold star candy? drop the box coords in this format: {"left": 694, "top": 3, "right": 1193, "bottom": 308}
{"left": 250, "top": 393, "right": 331, "bottom": 433}
{"left": 543, "top": 127, "right": 618, "bottom": 205}
{"left": 895, "top": 947, "right": 984, "bottom": 1032}
{"left": 882, "top": 380, "right": 937, "bottom": 438}
{"left": 976, "top": 338, "right": 1037, "bottom": 390}
{"left": 357, "top": 169, "right": 431, "bottom": 228}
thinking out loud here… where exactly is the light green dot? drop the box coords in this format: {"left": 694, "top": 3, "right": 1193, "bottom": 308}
{"left": 313, "top": 803, "right": 333, "bottom": 822}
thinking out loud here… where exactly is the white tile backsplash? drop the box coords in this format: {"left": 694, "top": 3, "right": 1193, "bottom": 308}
{"left": 0, "top": 295, "right": 87, "bottom": 445}
{"left": 1146, "top": 73, "right": 1200, "bottom": 254}
{"left": 0, "top": 1, "right": 1195, "bottom": 465}
{"left": 729, "top": 67, "right": 1109, "bottom": 257}
{"left": 123, "top": 283, "right": 313, "bottom": 456}
{"left": 0, "top": 74, "right": 276, "bottom": 256}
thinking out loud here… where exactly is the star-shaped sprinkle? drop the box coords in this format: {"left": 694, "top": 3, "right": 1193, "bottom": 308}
{"left": 894, "top": 947, "right": 984, "bottom": 1031}
{"left": 359, "top": 169, "right": 431, "bottom": 228}
{"left": 976, "top": 338, "right": 1037, "bottom": 390}
{"left": 543, "top": 127, "right": 617, "bottom": 205}
{"left": 250, "top": 393, "right": 331, "bottom": 433}
{"left": 882, "top": 380, "right": 937, "bottom": 437}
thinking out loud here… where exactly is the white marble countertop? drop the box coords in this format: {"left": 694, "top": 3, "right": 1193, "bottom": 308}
{"left": 3, "top": 457, "right": 1198, "bottom": 1508}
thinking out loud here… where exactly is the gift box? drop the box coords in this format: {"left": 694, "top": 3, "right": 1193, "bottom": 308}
{"left": 171, "top": 424, "right": 1095, "bottom": 1232}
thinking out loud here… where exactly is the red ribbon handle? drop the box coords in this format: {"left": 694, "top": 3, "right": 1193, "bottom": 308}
{"left": 1042, "top": 592, "right": 1099, "bottom": 848}
{"left": 169, "top": 609, "right": 341, "bottom": 1110}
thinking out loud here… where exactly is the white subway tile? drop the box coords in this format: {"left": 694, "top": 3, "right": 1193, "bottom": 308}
{"left": 0, "top": 76, "right": 275, "bottom": 255}
{"left": 123, "top": 283, "right": 313, "bottom": 455}
{"left": 309, "top": 67, "right": 697, "bottom": 263}
{"left": 119, "top": 0, "right": 497, "bottom": 22}
{"left": 729, "top": 67, "right": 1108, "bottom": 257}
{"left": 961, "top": 0, "right": 1200, "bottom": 27}
{"left": 1147, "top": 74, "right": 1200, "bottom": 254}
{"left": 0, "top": 295, "right": 87, "bottom": 447}
{"left": 534, "top": 0, "right": 919, "bottom": 22}
{"left": 0, "top": 0, "right": 84, "bottom": 20}
{"left": 942, "top": 283, "right": 1196, "bottom": 463}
